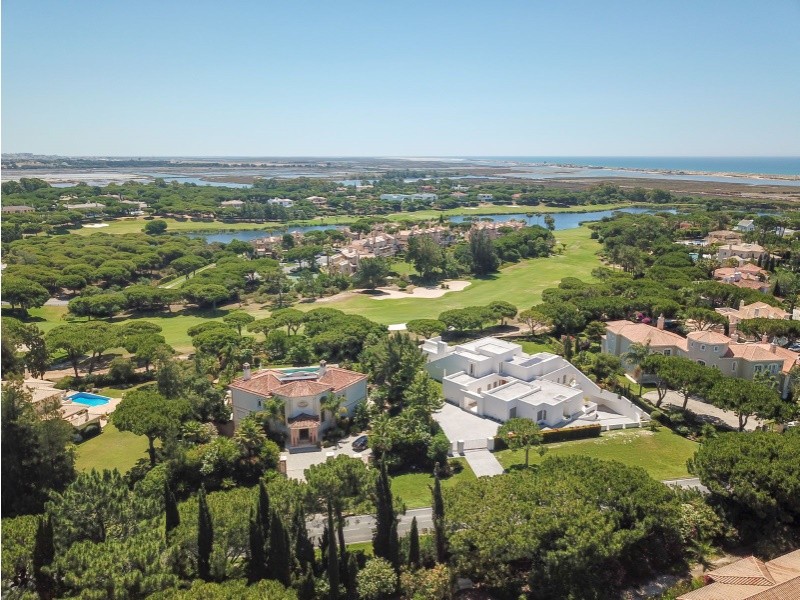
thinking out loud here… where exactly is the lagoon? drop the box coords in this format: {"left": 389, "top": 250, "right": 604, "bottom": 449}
{"left": 191, "top": 206, "right": 673, "bottom": 244}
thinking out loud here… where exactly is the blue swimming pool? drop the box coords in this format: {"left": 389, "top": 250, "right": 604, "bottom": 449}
{"left": 68, "top": 392, "right": 111, "bottom": 407}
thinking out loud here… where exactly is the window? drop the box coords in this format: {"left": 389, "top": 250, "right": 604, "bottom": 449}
{"left": 469, "top": 364, "right": 474, "bottom": 376}
{"left": 664, "top": 349, "right": 671, "bottom": 356}
{"left": 732, "top": 362, "right": 737, "bottom": 371}
{"left": 754, "top": 365, "right": 763, "bottom": 373}
{"left": 536, "top": 409, "right": 547, "bottom": 422}
{"left": 713, "top": 346, "right": 718, "bottom": 353}
{"left": 697, "top": 360, "right": 706, "bottom": 366}
{"left": 509, "top": 407, "right": 517, "bottom": 419}
{"left": 701, "top": 345, "right": 706, "bottom": 351}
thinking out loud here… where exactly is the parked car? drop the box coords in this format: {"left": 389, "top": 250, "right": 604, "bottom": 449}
{"left": 352, "top": 435, "right": 368, "bottom": 452}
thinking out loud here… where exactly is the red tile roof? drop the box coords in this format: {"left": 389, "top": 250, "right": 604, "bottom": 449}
{"left": 319, "top": 367, "right": 367, "bottom": 392}
{"left": 229, "top": 366, "right": 366, "bottom": 398}
{"left": 605, "top": 321, "right": 688, "bottom": 351}
{"left": 273, "top": 380, "right": 333, "bottom": 398}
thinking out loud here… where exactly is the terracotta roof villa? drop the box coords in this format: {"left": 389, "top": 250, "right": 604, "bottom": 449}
{"left": 603, "top": 316, "right": 800, "bottom": 398}
{"left": 229, "top": 362, "right": 367, "bottom": 448}
{"left": 678, "top": 549, "right": 800, "bottom": 600}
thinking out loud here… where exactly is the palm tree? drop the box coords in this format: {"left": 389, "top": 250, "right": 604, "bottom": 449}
{"left": 622, "top": 342, "right": 652, "bottom": 389}
{"left": 235, "top": 417, "right": 267, "bottom": 459}
{"left": 261, "top": 397, "right": 286, "bottom": 428}
{"left": 321, "top": 394, "right": 347, "bottom": 425}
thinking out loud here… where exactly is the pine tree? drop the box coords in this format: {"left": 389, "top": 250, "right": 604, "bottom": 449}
{"left": 164, "top": 480, "right": 180, "bottom": 536}
{"left": 320, "top": 523, "right": 330, "bottom": 567}
{"left": 408, "top": 516, "right": 420, "bottom": 569}
{"left": 248, "top": 507, "right": 267, "bottom": 583}
{"left": 292, "top": 507, "right": 316, "bottom": 574}
{"left": 336, "top": 505, "right": 347, "bottom": 569}
{"left": 296, "top": 567, "right": 316, "bottom": 600}
{"left": 345, "top": 553, "right": 359, "bottom": 600}
{"left": 327, "top": 501, "right": 340, "bottom": 599}
{"left": 258, "top": 480, "right": 271, "bottom": 541}
{"left": 33, "top": 514, "right": 55, "bottom": 600}
{"left": 266, "top": 510, "right": 292, "bottom": 586}
{"left": 197, "top": 486, "right": 214, "bottom": 581}
{"left": 563, "top": 336, "right": 573, "bottom": 361}
{"left": 373, "top": 461, "right": 399, "bottom": 570}
{"left": 431, "top": 463, "right": 448, "bottom": 564}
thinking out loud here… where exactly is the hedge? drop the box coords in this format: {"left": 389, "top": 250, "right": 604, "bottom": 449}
{"left": 540, "top": 424, "right": 602, "bottom": 443}
{"left": 494, "top": 423, "right": 602, "bottom": 449}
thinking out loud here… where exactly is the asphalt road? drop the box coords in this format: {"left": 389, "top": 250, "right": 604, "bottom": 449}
{"left": 310, "top": 478, "right": 706, "bottom": 544}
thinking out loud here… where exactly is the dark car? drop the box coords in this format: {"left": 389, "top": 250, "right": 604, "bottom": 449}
{"left": 352, "top": 435, "right": 368, "bottom": 452}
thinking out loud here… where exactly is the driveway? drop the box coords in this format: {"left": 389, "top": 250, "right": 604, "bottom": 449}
{"left": 433, "top": 402, "right": 500, "bottom": 443}
{"left": 283, "top": 433, "right": 371, "bottom": 481}
{"left": 433, "top": 402, "right": 504, "bottom": 477}
{"left": 643, "top": 390, "right": 761, "bottom": 431}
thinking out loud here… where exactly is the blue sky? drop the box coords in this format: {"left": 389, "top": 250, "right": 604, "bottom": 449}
{"left": 2, "top": 1, "right": 799, "bottom": 156}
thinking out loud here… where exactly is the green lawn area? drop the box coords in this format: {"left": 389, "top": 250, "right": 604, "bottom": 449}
{"left": 519, "top": 337, "right": 557, "bottom": 355}
{"left": 495, "top": 428, "right": 698, "bottom": 481}
{"left": 75, "top": 423, "right": 151, "bottom": 474}
{"left": 383, "top": 202, "right": 640, "bottom": 222}
{"left": 390, "top": 458, "right": 475, "bottom": 509}
{"left": 70, "top": 218, "right": 283, "bottom": 236}
{"left": 298, "top": 226, "right": 602, "bottom": 324}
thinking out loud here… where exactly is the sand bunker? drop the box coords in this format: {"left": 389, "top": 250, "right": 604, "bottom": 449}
{"left": 82, "top": 223, "right": 110, "bottom": 228}
{"left": 371, "top": 280, "right": 471, "bottom": 300}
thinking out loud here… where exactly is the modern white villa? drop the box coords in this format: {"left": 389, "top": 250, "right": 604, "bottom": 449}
{"left": 228, "top": 361, "right": 367, "bottom": 447}
{"left": 421, "top": 336, "right": 648, "bottom": 429}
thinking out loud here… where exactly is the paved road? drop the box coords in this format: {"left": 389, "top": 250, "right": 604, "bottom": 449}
{"left": 316, "top": 477, "right": 705, "bottom": 544}
{"left": 643, "top": 390, "right": 761, "bottom": 431}
{"left": 308, "top": 507, "right": 434, "bottom": 544}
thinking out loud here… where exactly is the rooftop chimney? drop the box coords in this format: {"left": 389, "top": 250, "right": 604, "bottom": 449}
{"left": 318, "top": 360, "right": 327, "bottom": 377}
{"left": 243, "top": 363, "right": 251, "bottom": 381}
{"left": 656, "top": 314, "right": 665, "bottom": 330}
{"left": 740, "top": 299, "right": 746, "bottom": 310}
{"left": 770, "top": 342, "right": 777, "bottom": 354}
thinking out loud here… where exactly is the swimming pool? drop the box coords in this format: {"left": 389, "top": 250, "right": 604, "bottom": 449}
{"left": 67, "top": 392, "right": 111, "bottom": 407}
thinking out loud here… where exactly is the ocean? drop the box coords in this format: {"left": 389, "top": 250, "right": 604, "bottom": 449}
{"left": 463, "top": 157, "right": 800, "bottom": 176}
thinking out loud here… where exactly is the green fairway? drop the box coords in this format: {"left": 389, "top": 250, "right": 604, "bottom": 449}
{"left": 75, "top": 423, "right": 151, "bottom": 474}
{"left": 495, "top": 428, "right": 698, "bottom": 481}
{"left": 70, "top": 218, "right": 284, "bottom": 236}
{"left": 390, "top": 458, "right": 476, "bottom": 509}
{"left": 299, "top": 226, "right": 601, "bottom": 324}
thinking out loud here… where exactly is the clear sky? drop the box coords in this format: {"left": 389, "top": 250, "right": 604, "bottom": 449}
{"left": 2, "top": 0, "right": 799, "bottom": 156}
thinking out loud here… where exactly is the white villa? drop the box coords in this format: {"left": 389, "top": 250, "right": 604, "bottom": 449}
{"left": 228, "top": 362, "right": 367, "bottom": 447}
{"left": 421, "top": 336, "right": 647, "bottom": 429}
{"left": 268, "top": 197, "right": 294, "bottom": 208}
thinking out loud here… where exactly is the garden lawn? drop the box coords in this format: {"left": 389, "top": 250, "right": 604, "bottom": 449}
{"left": 301, "top": 226, "right": 602, "bottom": 324}
{"left": 75, "top": 423, "right": 151, "bottom": 474}
{"left": 391, "top": 458, "right": 475, "bottom": 509}
{"left": 519, "top": 338, "right": 557, "bottom": 355}
{"left": 495, "top": 428, "right": 698, "bottom": 481}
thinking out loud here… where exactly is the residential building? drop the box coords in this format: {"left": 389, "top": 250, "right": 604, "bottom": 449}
{"left": 379, "top": 193, "right": 410, "bottom": 201}
{"left": 422, "top": 336, "right": 647, "bottom": 429}
{"left": 468, "top": 219, "right": 525, "bottom": 240}
{"left": 410, "top": 193, "right": 438, "bottom": 201}
{"left": 118, "top": 199, "right": 147, "bottom": 215}
{"left": 715, "top": 300, "right": 791, "bottom": 327}
{"left": 23, "top": 379, "right": 102, "bottom": 432}
{"left": 451, "top": 191, "right": 468, "bottom": 200}
{"left": 220, "top": 199, "right": 245, "bottom": 208}
{"left": 305, "top": 195, "right": 327, "bottom": 206}
{"left": 678, "top": 549, "right": 800, "bottom": 600}
{"left": 477, "top": 193, "right": 494, "bottom": 201}
{"left": 734, "top": 218, "right": 755, "bottom": 232}
{"left": 395, "top": 225, "right": 455, "bottom": 249}
{"left": 228, "top": 362, "right": 367, "bottom": 447}
{"left": 64, "top": 202, "right": 105, "bottom": 210}
{"left": 603, "top": 317, "right": 799, "bottom": 397}
{"left": 268, "top": 197, "right": 294, "bottom": 208}
{"left": 717, "top": 242, "right": 767, "bottom": 264}
{"left": 2, "top": 205, "right": 35, "bottom": 213}
{"left": 250, "top": 235, "right": 283, "bottom": 257}
{"left": 713, "top": 264, "right": 770, "bottom": 293}
{"left": 705, "top": 230, "right": 743, "bottom": 245}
